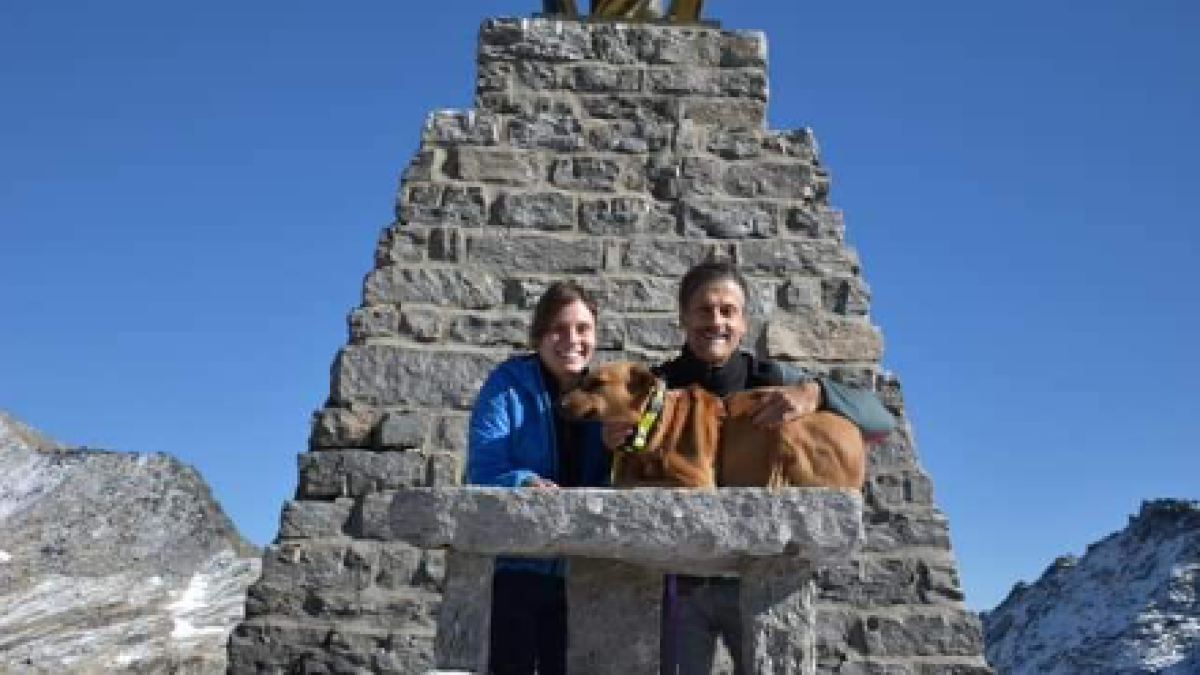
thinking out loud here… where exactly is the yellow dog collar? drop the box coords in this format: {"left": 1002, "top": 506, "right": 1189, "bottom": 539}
{"left": 622, "top": 383, "right": 665, "bottom": 454}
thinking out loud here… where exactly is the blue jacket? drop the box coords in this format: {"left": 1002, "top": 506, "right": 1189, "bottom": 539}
{"left": 466, "top": 354, "right": 610, "bottom": 576}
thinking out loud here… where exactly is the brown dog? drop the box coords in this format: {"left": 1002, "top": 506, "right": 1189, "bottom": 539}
{"left": 560, "top": 361, "right": 866, "bottom": 490}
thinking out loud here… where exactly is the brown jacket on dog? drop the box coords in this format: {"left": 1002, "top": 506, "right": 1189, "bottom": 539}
{"left": 560, "top": 361, "right": 866, "bottom": 490}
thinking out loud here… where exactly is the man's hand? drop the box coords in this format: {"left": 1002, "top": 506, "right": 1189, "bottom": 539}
{"left": 749, "top": 382, "right": 822, "bottom": 428}
{"left": 522, "top": 476, "right": 559, "bottom": 489}
{"left": 602, "top": 422, "right": 635, "bottom": 451}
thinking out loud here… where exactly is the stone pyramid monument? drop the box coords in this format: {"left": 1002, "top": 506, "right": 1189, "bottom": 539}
{"left": 228, "top": 14, "right": 993, "bottom": 675}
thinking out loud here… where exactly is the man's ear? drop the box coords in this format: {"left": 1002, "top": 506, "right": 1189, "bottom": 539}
{"left": 627, "top": 363, "right": 657, "bottom": 399}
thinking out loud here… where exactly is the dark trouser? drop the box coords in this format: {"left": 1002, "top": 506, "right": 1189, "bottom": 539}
{"left": 489, "top": 569, "right": 568, "bottom": 675}
{"left": 660, "top": 575, "right": 744, "bottom": 675}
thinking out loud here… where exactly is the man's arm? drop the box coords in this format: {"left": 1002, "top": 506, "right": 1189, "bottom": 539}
{"left": 754, "top": 361, "right": 895, "bottom": 441}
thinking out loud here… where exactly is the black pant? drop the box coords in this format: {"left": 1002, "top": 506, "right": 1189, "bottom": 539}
{"left": 489, "top": 570, "right": 568, "bottom": 675}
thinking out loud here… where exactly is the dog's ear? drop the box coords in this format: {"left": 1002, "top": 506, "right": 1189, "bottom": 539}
{"left": 626, "top": 363, "right": 658, "bottom": 399}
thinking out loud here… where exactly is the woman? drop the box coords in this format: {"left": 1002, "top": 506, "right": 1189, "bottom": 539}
{"left": 466, "top": 280, "right": 611, "bottom": 675}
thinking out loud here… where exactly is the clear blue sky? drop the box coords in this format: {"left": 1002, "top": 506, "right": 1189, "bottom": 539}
{"left": 3, "top": 2, "right": 1197, "bottom": 611}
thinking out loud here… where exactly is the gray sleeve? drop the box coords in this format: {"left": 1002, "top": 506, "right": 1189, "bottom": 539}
{"left": 770, "top": 361, "right": 895, "bottom": 437}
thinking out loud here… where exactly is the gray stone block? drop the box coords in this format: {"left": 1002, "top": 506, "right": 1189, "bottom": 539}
{"left": 740, "top": 560, "right": 818, "bottom": 674}
{"left": 763, "top": 127, "right": 821, "bottom": 161}
{"left": 382, "top": 487, "right": 863, "bottom": 572}
{"left": 863, "top": 612, "right": 985, "bottom": 658}
{"left": 778, "top": 277, "right": 822, "bottom": 313}
{"left": 309, "top": 403, "right": 381, "bottom": 450}
{"left": 278, "top": 499, "right": 354, "bottom": 540}
{"left": 682, "top": 199, "right": 777, "bottom": 238}
{"left": 568, "top": 65, "right": 643, "bottom": 92}
{"left": 724, "top": 161, "right": 822, "bottom": 200}
{"left": 428, "top": 227, "right": 464, "bottom": 262}
{"left": 621, "top": 239, "right": 716, "bottom": 276}
{"left": 376, "top": 410, "right": 431, "bottom": 450}
{"left": 444, "top": 148, "right": 538, "bottom": 185}
{"left": 579, "top": 94, "right": 675, "bottom": 122}
{"left": 298, "top": 449, "right": 432, "bottom": 499}
{"left": 719, "top": 30, "right": 768, "bottom": 68}
{"left": 639, "top": 29, "right": 723, "bottom": 66}
{"left": 433, "top": 415, "right": 468, "bottom": 453}
{"left": 375, "top": 226, "right": 429, "bottom": 266}
{"left": 398, "top": 307, "right": 444, "bottom": 343}
{"left": 644, "top": 68, "right": 767, "bottom": 100}
{"left": 445, "top": 313, "right": 527, "bottom": 348}
{"left": 433, "top": 552, "right": 492, "bottom": 672}
{"left": 589, "top": 119, "right": 671, "bottom": 153}
{"left": 739, "top": 239, "right": 860, "bottom": 276}
{"left": 550, "top": 156, "right": 645, "bottom": 192}
{"left": 332, "top": 345, "right": 499, "bottom": 408}
{"left": 509, "top": 113, "right": 588, "bottom": 151}
{"left": 626, "top": 316, "right": 680, "bottom": 351}
{"left": 400, "top": 184, "right": 488, "bottom": 226}
{"left": 491, "top": 191, "right": 575, "bottom": 230}
{"left": 475, "top": 60, "right": 512, "bottom": 92}
{"left": 866, "top": 470, "right": 934, "bottom": 510}
{"left": 760, "top": 316, "right": 883, "bottom": 362}
{"left": 708, "top": 129, "right": 763, "bottom": 159}
{"left": 823, "top": 276, "right": 872, "bottom": 316}
{"left": 349, "top": 304, "right": 402, "bottom": 342}
{"left": 864, "top": 509, "right": 953, "bottom": 553}
{"left": 515, "top": 60, "right": 560, "bottom": 90}
{"left": 478, "top": 18, "right": 593, "bottom": 62}
{"left": 567, "top": 558, "right": 663, "bottom": 675}
{"left": 422, "top": 110, "right": 499, "bottom": 146}
{"left": 680, "top": 97, "right": 765, "bottom": 129}
{"left": 426, "top": 451, "right": 461, "bottom": 487}
{"left": 364, "top": 267, "right": 504, "bottom": 309}
{"left": 467, "top": 233, "right": 602, "bottom": 273}
{"left": 580, "top": 197, "right": 674, "bottom": 237}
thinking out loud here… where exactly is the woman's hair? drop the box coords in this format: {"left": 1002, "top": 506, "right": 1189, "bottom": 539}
{"left": 678, "top": 260, "right": 749, "bottom": 310}
{"left": 529, "top": 280, "right": 599, "bottom": 349}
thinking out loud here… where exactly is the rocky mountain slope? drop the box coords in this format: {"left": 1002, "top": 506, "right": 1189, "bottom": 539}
{"left": 0, "top": 410, "right": 262, "bottom": 674}
{"left": 982, "top": 499, "right": 1200, "bottom": 674}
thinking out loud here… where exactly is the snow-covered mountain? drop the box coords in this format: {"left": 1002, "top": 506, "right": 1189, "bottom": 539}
{"left": 0, "top": 411, "right": 261, "bottom": 674}
{"left": 982, "top": 499, "right": 1200, "bottom": 674}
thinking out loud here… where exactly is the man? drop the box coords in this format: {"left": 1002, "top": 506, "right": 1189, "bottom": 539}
{"left": 609, "top": 260, "right": 894, "bottom": 675}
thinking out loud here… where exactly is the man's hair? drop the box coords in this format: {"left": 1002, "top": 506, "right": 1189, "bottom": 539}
{"left": 678, "top": 261, "right": 750, "bottom": 310}
{"left": 529, "top": 280, "right": 599, "bottom": 349}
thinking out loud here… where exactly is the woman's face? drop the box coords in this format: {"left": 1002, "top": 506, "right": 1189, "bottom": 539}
{"left": 537, "top": 299, "right": 596, "bottom": 388}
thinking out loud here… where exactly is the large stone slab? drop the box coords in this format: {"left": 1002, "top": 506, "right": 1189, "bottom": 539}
{"left": 372, "top": 487, "right": 862, "bottom": 574}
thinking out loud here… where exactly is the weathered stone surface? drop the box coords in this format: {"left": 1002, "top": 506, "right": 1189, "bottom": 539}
{"left": 823, "top": 276, "right": 872, "bottom": 315}
{"left": 644, "top": 68, "right": 767, "bottom": 100}
{"left": 298, "top": 449, "right": 433, "bottom": 499}
{"left": 400, "top": 183, "right": 488, "bottom": 226}
{"left": 589, "top": 119, "right": 671, "bottom": 153}
{"left": 380, "top": 488, "right": 863, "bottom": 572}
{"left": 740, "top": 239, "right": 860, "bottom": 276}
{"left": 332, "top": 345, "right": 500, "bottom": 407}
{"left": 364, "top": 266, "right": 504, "bottom": 309}
{"left": 399, "top": 307, "right": 444, "bottom": 343}
{"left": 740, "top": 560, "right": 817, "bottom": 675}
{"left": 816, "top": 553, "right": 964, "bottom": 606}
{"left": 433, "top": 415, "right": 468, "bottom": 453}
{"left": 446, "top": 313, "right": 528, "bottom": 348}
{"left": 568, "top": 64, "right": 643, "bottom": 92}
{"left": 680, "top": 97, "right": 765, "bottom": 129}
{"left": 491, "top": 190, "right": 575, "bottom": 230}
{"left": 479, "top": 18, "right": 593, "bottom": 62}
{"left": 349, "top": 304, "right": 401, "bottom": 342}
{"left": 761, "top": 316, "right": 883, "bottom": 362}
{"left": 278, "top": 499, "right": 354, "bottom": 540}
{"left": 309, "top": 403, "right": 382, "bottom": 450}
{"left": 509, "top": 112, "right": 588, "bottom": 151}
{"left": 433, "top": 552, "right": 492, "bottom": 672}
{"left": 374, "top": 225, "right": 428, "bottom": 265}
{"left": 375, "top": 410, "right": 431, "bottom": 450}
{"left": 724, "top": 161, "right": 823, "bottom": 200}
{"left": 228, "top": 617, "right": 435, "bottom": 675}
{"left": 621, "top": 239, "right": 715, "bottom": 275}
{"left": 445, "top": 148, "right": 538, "bottom": 185}
{"left": 682, "top": 199, "right": 777, "bottom": 238}
{"left": 579, "top": 94, "right": 675, "bottom": 122}
{"left": 422, "top": 110, "right": 499, "bottom": 146}
{"left": 468, "top": 233, "right": 602, "bottom": 272}
{"left": 580, "top": 197, "right": 674, "bottom": 237}
{"left": 567, "top": 559, "right": 663, "bottom": 675}
{"left": 625, "top": 316, "right": 680, "bottom": 351}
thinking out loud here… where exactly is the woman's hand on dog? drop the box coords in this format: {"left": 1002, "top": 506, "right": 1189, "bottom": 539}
{"left": 749, "top": 382, "right": 822, "bottom": 428}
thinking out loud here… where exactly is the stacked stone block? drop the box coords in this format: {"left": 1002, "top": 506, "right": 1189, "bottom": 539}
{"left": 228, "top": 16, "right": 991, "bottom": 674}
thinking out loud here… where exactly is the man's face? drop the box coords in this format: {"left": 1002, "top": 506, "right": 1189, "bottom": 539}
{"left": 680, "top": 278, "right": 747, "bottom": 365}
